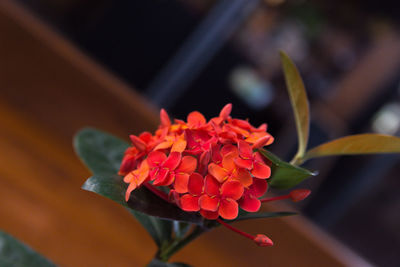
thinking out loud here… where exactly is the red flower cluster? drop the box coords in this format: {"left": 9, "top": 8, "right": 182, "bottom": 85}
{"left": 119, "top": 104, "right": 274, "bottom": 220}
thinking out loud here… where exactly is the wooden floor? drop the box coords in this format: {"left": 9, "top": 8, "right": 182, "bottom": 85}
{"left": 0, "top": 1, "right": 371, "bottom": 266}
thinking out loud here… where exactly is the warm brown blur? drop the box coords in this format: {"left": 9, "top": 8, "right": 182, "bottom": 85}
{"left": 0, "top": 1, "right": 371, "bottom": 266}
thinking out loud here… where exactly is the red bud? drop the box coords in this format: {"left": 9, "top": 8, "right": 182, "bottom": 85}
{"left": 160, "top": 108, "right": 171, "bottom": 127}
{"left": 254, "top": 234, "right": 273, "bottom": 247}
{"left": 219, "top": 103, "right": 232, "bottom": 120}
{"left": 289, "top": 189, "right": 311, "bottom": 202}
{"left": 129, "top": 135, "right": 147, "bottom": 151}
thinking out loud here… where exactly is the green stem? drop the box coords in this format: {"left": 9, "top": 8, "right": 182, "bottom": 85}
{"left": 290, "top": 154, "right": 304, "bottom": 166}
{"left": 157, "top": 226, "right": 206, "bottom": 262}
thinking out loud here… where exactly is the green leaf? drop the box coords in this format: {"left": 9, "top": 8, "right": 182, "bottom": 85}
{"left": 82, "top": 175, "right": 202, "bottom": 224}
{"left": 74, "top": 128, "right": 176, "bottom": 246}
{"left": 236, "top": 211, "right": 297, "bottom": 221}
{"left": 304, "top": 134, "right": 400, "bottom": 161}
{"left": 258, "top": 149, "right": 317, "bottom": 189}
{"left": 280, "top": 51, "right": 310, "bottom": 163}
{"left": 0, "top": 230, "right": 56, "bottom": 267}
{"left": 173, "top": 221, "right": 191, "bottom": 239}
{"left": 148, "top": 259, "right": 192, "bottom": 267}
{"left": 74, "top": 127, "right": 129, "bottom": 176}
{"left": 129, "top": 211, "right": 172, "bottom": 248}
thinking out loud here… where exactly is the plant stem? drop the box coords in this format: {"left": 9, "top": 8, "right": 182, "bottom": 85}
{"left": 216, "top": 219, "right": 254, "bottom": 240}
{"left": 144, "top": 183, "right": 171, "bottom": 203}
{"left": 260, "top": 195, "right": 289, "bottom": 203}
{"left": 290, "top": 155, "right": 304, "bottom": 166}
{"left": 157, "top": 226, "right": 206, "bottom": 262}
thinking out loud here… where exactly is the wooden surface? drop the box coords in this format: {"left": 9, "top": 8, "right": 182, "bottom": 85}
{"left": 0, "top": 1, "right": 371, "bottom": 266}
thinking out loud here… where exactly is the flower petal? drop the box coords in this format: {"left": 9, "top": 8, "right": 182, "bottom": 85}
{"left": 125, "top": 182, "right": 137, "bottom": 201}
{"left": 204, "top": 175, "right": 220, "bottom": 197}
{"left": 231, "top": 119, "right": 251, "bottom": 130}
{"left": 174, "top": 173, "right": 190, "bottom": 193}
{"left": 252, "top": 161, "right": 271, "bottom": 179}
{"left": 239, "top": 194, "right": 261, "bottom": 212}
{"left": 221, "top": 180, "right": 244, "bottom": 200}
{"left": 154, "top": 140, "right": 174, "bottom": 151}
{"left": 220, "top": 144, "right": 238, "bottom": 157}
{"left": 252, "top": 135, "right": 272, "bottom": 149}
{"left": 199, "top": 195, "right": 219, "bottom": 211}
{"left": 222, "top": 151, "right": 237, "bottom": 171}
{"left": 219, "top": 103, "right": 232, "bottom": 120}
{"left": 234, "top": 168, "right": 253, "bottom": 187}
{"left": 160, "top": 108, "right": 171, "bottom": 127}
{"left": 119, "top": 154, "right": 137, "bottom": 175}
{"left": 219, "top": 198, "right": 238, "bottom": 220}
{"left": 187, "top": 111, "right": 206, "bottom": 128}
{"left": 211, "top": 144, "right": 222, "bottom": 164}
{"left": 234, "top": 158, "right": 253, "bottom": 170}
{"left": 245, "top": 132, "right": 268, "bottom": 144}
{"left": 199, "top": 151, "right": 211, "bottom": 168}
{"left": 188, "top": 172, "right": 204, "bottom": 195}
{"left": 251, "top": 178, "right": 268, "bottom": 198}
{"left": 238, "top": 140, "right": 253, "bottom": 159}
{"left": 208, "top": 163, "right": 228, "bottom": 183}
{"left": 185, "top": 129, "right": 197, "bottom": 150}
{"left": 219, "top": 131, "right": 237, "bottom": 142}
{"left": 225, "top": 124, "right": 249, "bottom": 138}
{"left": 171, "top": 135, "right": 187, "bottom": 152}
{"left": 180, "top": 194, "right": 200, "bottom": 211}
{"left": 139, "top": 131, "right": 153, "bottom": 143}
{"left": 129, "top": 135, "right": 147, "bottom": 151}
{"left": 163, "top": 152, "right": 182, "bottom": 170}
{"left": 256, "top": 123, "right": 267, "bottom": 132}
{"left": 177, "top": 156, "right": 197, "bottom": 174}
{"left": 200, "top": 209, "right": 219, "bottom": 220}
{"left": 147, "top": 151, "right": 167, "bottom": 167}
{"left": 128, "top": 160, "right": 150, "bottom": 186}
{"left": 152, "top": 168, "right": 170, "bottom": 185}
{"left": 123, "top": 172, "right": 134, "bottom": 183}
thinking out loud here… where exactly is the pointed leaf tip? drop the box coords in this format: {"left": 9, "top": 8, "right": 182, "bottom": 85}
{"left": 258, "top": 149, "right": 316, "bottom": 189}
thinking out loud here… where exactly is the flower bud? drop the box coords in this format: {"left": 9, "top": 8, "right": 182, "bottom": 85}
{"left": 289, "top": 189, "right": 311, "bottom": 202}
{"left": 254, "top": 234, "right": 273, "bottom": 247}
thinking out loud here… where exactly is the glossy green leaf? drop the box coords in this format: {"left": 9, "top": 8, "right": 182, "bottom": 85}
{"left": 74, "top": 128, "right": 176, "bottom": 246}
{"left": 280, "top": 51, "right": 310, "bottom": 163}
{"left": 258, "top": 149, "right": 317, "bottom": 189}
{"left": 148, "top": 259, "right": 192, "bottom": 267}
{"left": 129, "top": 211, "right": 172, "bottom": 247}
{"left": 304, "top": 134, "right": 400, "bottom": 161}
{"left": 0, "top": 230, "right": 56, "bottom": 267}
{"left": 82, "top": 175, "right": 202, "bottom": 224}
{"left": 236, "top": 211, "right": 297, "bottom": 221}
{"left": 74, "top": 127, "right": 128, "bottom": 176}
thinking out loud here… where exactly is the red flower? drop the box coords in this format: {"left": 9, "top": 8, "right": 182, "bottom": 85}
{"left": 124, "top": 160, "right": 149, "bottom": 201}
{"left": 239, "top": 179, "right": 268, "bottom": 212}
{"left": 170, "top": 156, "right": 197, "bottom": 193}
{"left": 208, "top": 145, "right": 252, "bottom": 187}
{"left": 235, "top": 140, "right": 271, "bottom": 179}
{"left": 147, "top": 151, "right": 181, "bottom": 186}
{"left": 199, "top": 175, "right": 244, "bottom": 220}
{"left": 186, "top": 111, "right": 209, "bottom": 130}
{"left": 179, "top": 173, "right": 205, "bottom": 212}
{"left": 118, "top": 147, "right": 139, "bottom": 176}
{"left": 118, "top": 103, "right": 307, "bottom": 247}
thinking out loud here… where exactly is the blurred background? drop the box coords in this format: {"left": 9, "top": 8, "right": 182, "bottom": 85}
{"left": 2, "top": 0, "right": 400, "bottom": 266}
